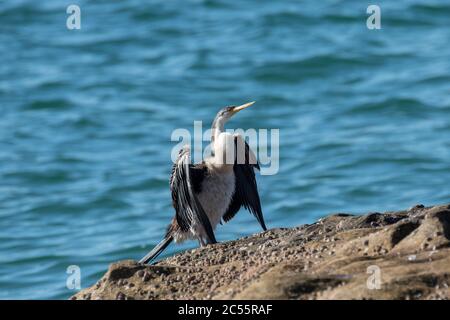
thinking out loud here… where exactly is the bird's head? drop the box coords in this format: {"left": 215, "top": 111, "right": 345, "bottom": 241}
{"left": 212, "top": 101, "right": 255, "bottom": 129}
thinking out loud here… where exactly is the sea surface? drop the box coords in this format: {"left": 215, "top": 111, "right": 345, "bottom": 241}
{"left": 1, "top": 0, "right": 449, "bottom": 299}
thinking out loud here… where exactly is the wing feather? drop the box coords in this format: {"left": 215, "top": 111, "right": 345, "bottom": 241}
{"left": 170, "top": 147, "right": 217, "bottom": 244}
{"left": 222, "top": 136, "right": 267, "bottom": 231}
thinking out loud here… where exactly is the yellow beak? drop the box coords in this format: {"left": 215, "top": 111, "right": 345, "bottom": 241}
{"left": 233, "top": 101, "right": 255, "bottom": 113}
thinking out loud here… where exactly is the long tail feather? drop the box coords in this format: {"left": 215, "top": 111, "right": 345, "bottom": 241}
{"left": 139, "top": 235, "right": 173, "bottom": 264}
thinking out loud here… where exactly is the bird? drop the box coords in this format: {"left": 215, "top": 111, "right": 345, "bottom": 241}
{"left": 139, "top": 101, "right": 267, "bottom": 264}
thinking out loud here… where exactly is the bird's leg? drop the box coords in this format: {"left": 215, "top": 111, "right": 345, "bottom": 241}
{"left": 199, "top": 237, "right": 206, "bottom": 247}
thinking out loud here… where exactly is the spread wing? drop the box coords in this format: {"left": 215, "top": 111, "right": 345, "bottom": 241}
{"left": 170, "top": 147, "right": 217, "bottom": 244}
{"left": 222, "top": 135, "right": 267, "bottom": 231}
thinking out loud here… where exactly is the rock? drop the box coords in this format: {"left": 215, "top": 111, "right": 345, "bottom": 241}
{"left": 72, "top": 204, "right": 450, "bottom": 300}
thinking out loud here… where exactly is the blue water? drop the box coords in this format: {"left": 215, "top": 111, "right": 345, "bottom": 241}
{"left": 1, "top": 0, "right": 449, "bottom": 299}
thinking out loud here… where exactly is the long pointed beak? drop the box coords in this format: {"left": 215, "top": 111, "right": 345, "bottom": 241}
{"left": 233, "top": 101, "right": 255, "bottom": 113}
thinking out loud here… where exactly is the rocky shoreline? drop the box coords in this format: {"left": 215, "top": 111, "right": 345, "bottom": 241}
{"left": 72, "top": 203, "right": 450, "bottom": 300}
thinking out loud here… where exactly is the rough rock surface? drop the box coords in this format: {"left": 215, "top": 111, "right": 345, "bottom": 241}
{"left": 73, "top": 203, "right": 450, "bottom": 300}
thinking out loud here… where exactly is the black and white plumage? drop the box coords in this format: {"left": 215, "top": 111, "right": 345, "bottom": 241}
{"left": 139, "top": 102, "right": 267, "bottom": 264}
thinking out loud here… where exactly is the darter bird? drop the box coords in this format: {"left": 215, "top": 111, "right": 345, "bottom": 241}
{"left": 139, "top": 101, "right": 267, "bottom": 264}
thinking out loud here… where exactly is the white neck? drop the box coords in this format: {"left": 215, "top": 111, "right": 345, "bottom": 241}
{"left": 211, "top": 121, "right": 225, "bottom": 148}
{"left": 210, "top": 131, "right": 234, "bottom": 171}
